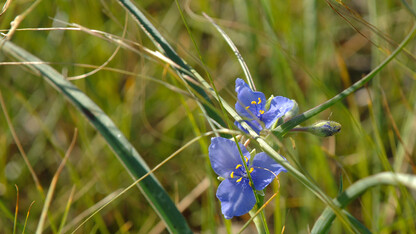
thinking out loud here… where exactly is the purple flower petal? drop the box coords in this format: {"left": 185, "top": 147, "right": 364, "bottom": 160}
{"left": 216, "top": 178, "right": 256, "bottom": 219}
{"left": 250, "top": 152, "right": 287, "bottom": 190}
{"left": 235, "top": 78, "right": 251, "bottom": 94}
{"left": 234, "top": 120, "right": 263, "bottom": 134}
{"left": 208, "top": 137, "right": 250, "bottom": 178}
{"left": 235, "top": 80, "right": 266, "bottom": 119}
{"left": 262, "top": 96, "right": 294, "bottom": 129}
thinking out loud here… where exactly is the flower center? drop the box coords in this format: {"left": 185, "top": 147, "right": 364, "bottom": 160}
{"left": 246, "top": 97, "right": 265, "bottom": 120}
{"left": 230, "top": 156, "right": 254, "bottom": 183}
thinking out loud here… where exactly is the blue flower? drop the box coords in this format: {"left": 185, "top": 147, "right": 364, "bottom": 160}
{"left": 234, "top": 78, "right": 294, "bottom": 134}
{"left": 209, "top": 137, "right": 287, "bottom": 219}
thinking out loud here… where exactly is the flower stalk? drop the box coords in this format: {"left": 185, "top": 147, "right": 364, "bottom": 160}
{"left": 249, "top": 196, "right": 269, "bottom": 234}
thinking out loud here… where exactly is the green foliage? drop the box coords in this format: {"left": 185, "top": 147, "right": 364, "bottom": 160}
{"left": 0, "top": 0, "right": 415, "bottom": 233}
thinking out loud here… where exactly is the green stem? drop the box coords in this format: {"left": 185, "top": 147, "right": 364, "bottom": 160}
{"left": 249, "top": 201, "right": 268, "bottom": 234}
{"left": 114, "top": 1, "right": 414, "bottom": 232}
{"left": 0, "top": 41, "right": 192, "bottom": 234}
{"left": 117, "top": 0, "right": 226, "bottom": 128}
{"left": 234, "top": 140, "right": 269, "bottom": 234}
{"left": 273, "top": 24, "right": 416, "bottom": 137}
{"left": 253, "top": 195, "right": 270, "bottom": 234}
{"left": 116, "top": 1, "right": 355, "bottom": 230}
{"left": 311, "top": 172, "right": 416, "bottom": 233}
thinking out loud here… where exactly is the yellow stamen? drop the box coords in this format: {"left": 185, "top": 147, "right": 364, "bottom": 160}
{"left": 258, "top": 97, "right": 262, "bottom": 104}
{"left": 236, "top": 177, "right": 242, "bottom": 183}
{"left": 259, "top": 110, "right": 265, "bottom": 114}
{"left": 244, "top": 156, "right": 249, "bottom": 163}
{"left": 245, "top": 106, "right": 250, "bottom": 110}
{"left": 235, "top": 164, "right": 242, "bottom": 169}
{"left": 249, "top": 167, "right": 254, "bottom": 173}
{"left": 251, "top": 101, "right": 256, "bottom": 105}
{"left": 230, "top": 172, "right": 234, "bottom": 178}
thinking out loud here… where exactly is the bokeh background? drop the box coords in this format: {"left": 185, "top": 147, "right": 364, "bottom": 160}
{"left": 0, "top": 0, "right": 415, "bottom": 233}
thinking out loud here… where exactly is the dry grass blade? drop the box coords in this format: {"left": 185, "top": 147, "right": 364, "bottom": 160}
{"left": 70, "top": 129, "right": 234, "bottom": 233}
{"left": 63, "top": 189, "right": 123, "bottom": 233}
{"left": 380, "top": 89, "right": 415, "bottom": 171}
{"left": 149, "top": 177, "right": 211, "bottom": 234}
{"left": 0, "top": 90, "right": 43, "bottom": 193}
{"left": 66, "top": 14, "right": 128, "bottom": 80}
{"left": 22, "top": 201, "right": 36, "bottom": 234}
{"left": 0, "top": 0, "right": 42, "bottom": 43}
{"left": 1, "top": 39, "right": 193, "bottom": 233}
{"left": 238, "top": 192, "right": 279, "bottom": 234}
{"left": 0, "top": 0, "right": 12, "bottom": 17}
{"left": 36, "top": 129, "right": 78, "bottom": 234}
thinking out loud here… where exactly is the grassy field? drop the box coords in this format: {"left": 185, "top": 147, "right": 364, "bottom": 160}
{"left": 1, "top": 0, "right": 415, "bottom": 233}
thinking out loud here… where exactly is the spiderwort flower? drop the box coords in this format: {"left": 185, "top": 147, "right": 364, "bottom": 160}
{"left": 234, "top": 78, "right": 294, "bottom": 134}
{"left": 209, "top": 137, "right": 287, "bottom": 219}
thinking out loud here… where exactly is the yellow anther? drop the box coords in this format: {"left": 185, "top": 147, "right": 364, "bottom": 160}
{"left": 244, "top": 156, "right": 249, "bottom": 163}
{"left": 230, "top": 171, "right": 234, "bottom": 178}
{"left": 251, "top": 101, "right": 257, "bottom": 105}
{"left": 236, "top": 177, "right": 242, "bottom": 183}
{"left": 245, "top": 106, "right": 250, "bottom": 110}
{"left": 235, "top": 164, "right": 242, "bottom": 169}
{"left": 249, "top": 167, "right": 254, "bottom": 173}
{"left": 259, "top": 110, "right": 265, "bottom": 114}
{"left": 258, "top": 97, "right": 262, "bottom": 104}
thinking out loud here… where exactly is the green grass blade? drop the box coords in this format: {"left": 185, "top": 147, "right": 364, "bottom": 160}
{"left": 58, "top": 186, "right": 75, "bottom": 234}
{"left": 343, "top": 211, "right": 371, "bottom": 234}
{"left": 273, "top": 24, "right": 416, "bottom": 137}
{"left": 13, "top": 185, "right": 18, "bottom": 234}
{"left": 113, "top": 1, "right": 413, "bottom": 231}
{"left": 116, "top": 0, "right": 226, "bottom": 129}
{"left": 114, "top": 1, "right": 361, "bottom": 231}
{"left": 0, "top": 40, "right": 192, "bottom": 234}
{"left": 311, "top": 172, "right": 416, "bottom": 233}
{"left": 202, "top": 13, "right": 256, "bottom": 91}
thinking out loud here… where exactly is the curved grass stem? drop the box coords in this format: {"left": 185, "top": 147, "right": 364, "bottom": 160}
{"left": 273, "top": 24, "right": 416, "bottom": 137}
{"left": 311, "top": 172, "right": 416, "bottom": 233}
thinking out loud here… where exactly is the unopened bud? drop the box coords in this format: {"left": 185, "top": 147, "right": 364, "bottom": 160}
{"left": 305, "top": 120, "right": 341, "bottom": 137}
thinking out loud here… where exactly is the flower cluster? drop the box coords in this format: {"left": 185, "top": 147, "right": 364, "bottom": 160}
{"left": 208, "top": 78, "right": 341, "bottom": 219}
{"left": 234, "top": 78, "right": 294, "bottom": 134}
{"left": 208, "top": 78, "right": 292, "bottom": 219}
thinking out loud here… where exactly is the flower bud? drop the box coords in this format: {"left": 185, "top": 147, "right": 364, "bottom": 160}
{"left": 305, "top": 120, "right": 341, "bottom": 137}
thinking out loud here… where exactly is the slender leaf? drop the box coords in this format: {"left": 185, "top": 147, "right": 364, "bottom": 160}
{"left": 311, "top": 172, "right": 416, "bottom": 233}
{"left": 116, "top": 0, "right": 226, "bottom": 129}
{"left": 273, "top": 24, "right": 416, "bottom": 137}
{"left": 0, "top": 40, "right": 191, "bottom": 234}
{"left": 114, "top": 0, "right": 365, "bottom": 231}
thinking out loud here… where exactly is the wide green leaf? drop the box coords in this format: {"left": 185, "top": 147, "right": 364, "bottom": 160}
{"left": 1, "top": 40, "right": 191, "bottom": 234}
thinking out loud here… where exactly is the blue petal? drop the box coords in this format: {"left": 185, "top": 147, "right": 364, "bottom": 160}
{"left": 208, "top": 137, "right": 250, "bottom": 178}
{"left": 235, "top": 78, "right": 251, "bottom": 94}
{"left": 216, "top": 179, "right": 256, "bottom": 219}
{"left": 262, "top": 96, "right": 294, "bottom": 129}
{"left": 251, "top": 152, "right": 287, "bottom": 190}
{"left": 235, "top": 82, "right": 266, "bottom": 119}
{"left": 234, "top": 120, "right": 263, "bottom": 134}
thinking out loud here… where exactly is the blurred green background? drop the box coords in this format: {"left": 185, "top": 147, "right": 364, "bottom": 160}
{"left": 0, "top": 0, "right": 415, "bottom": 233}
